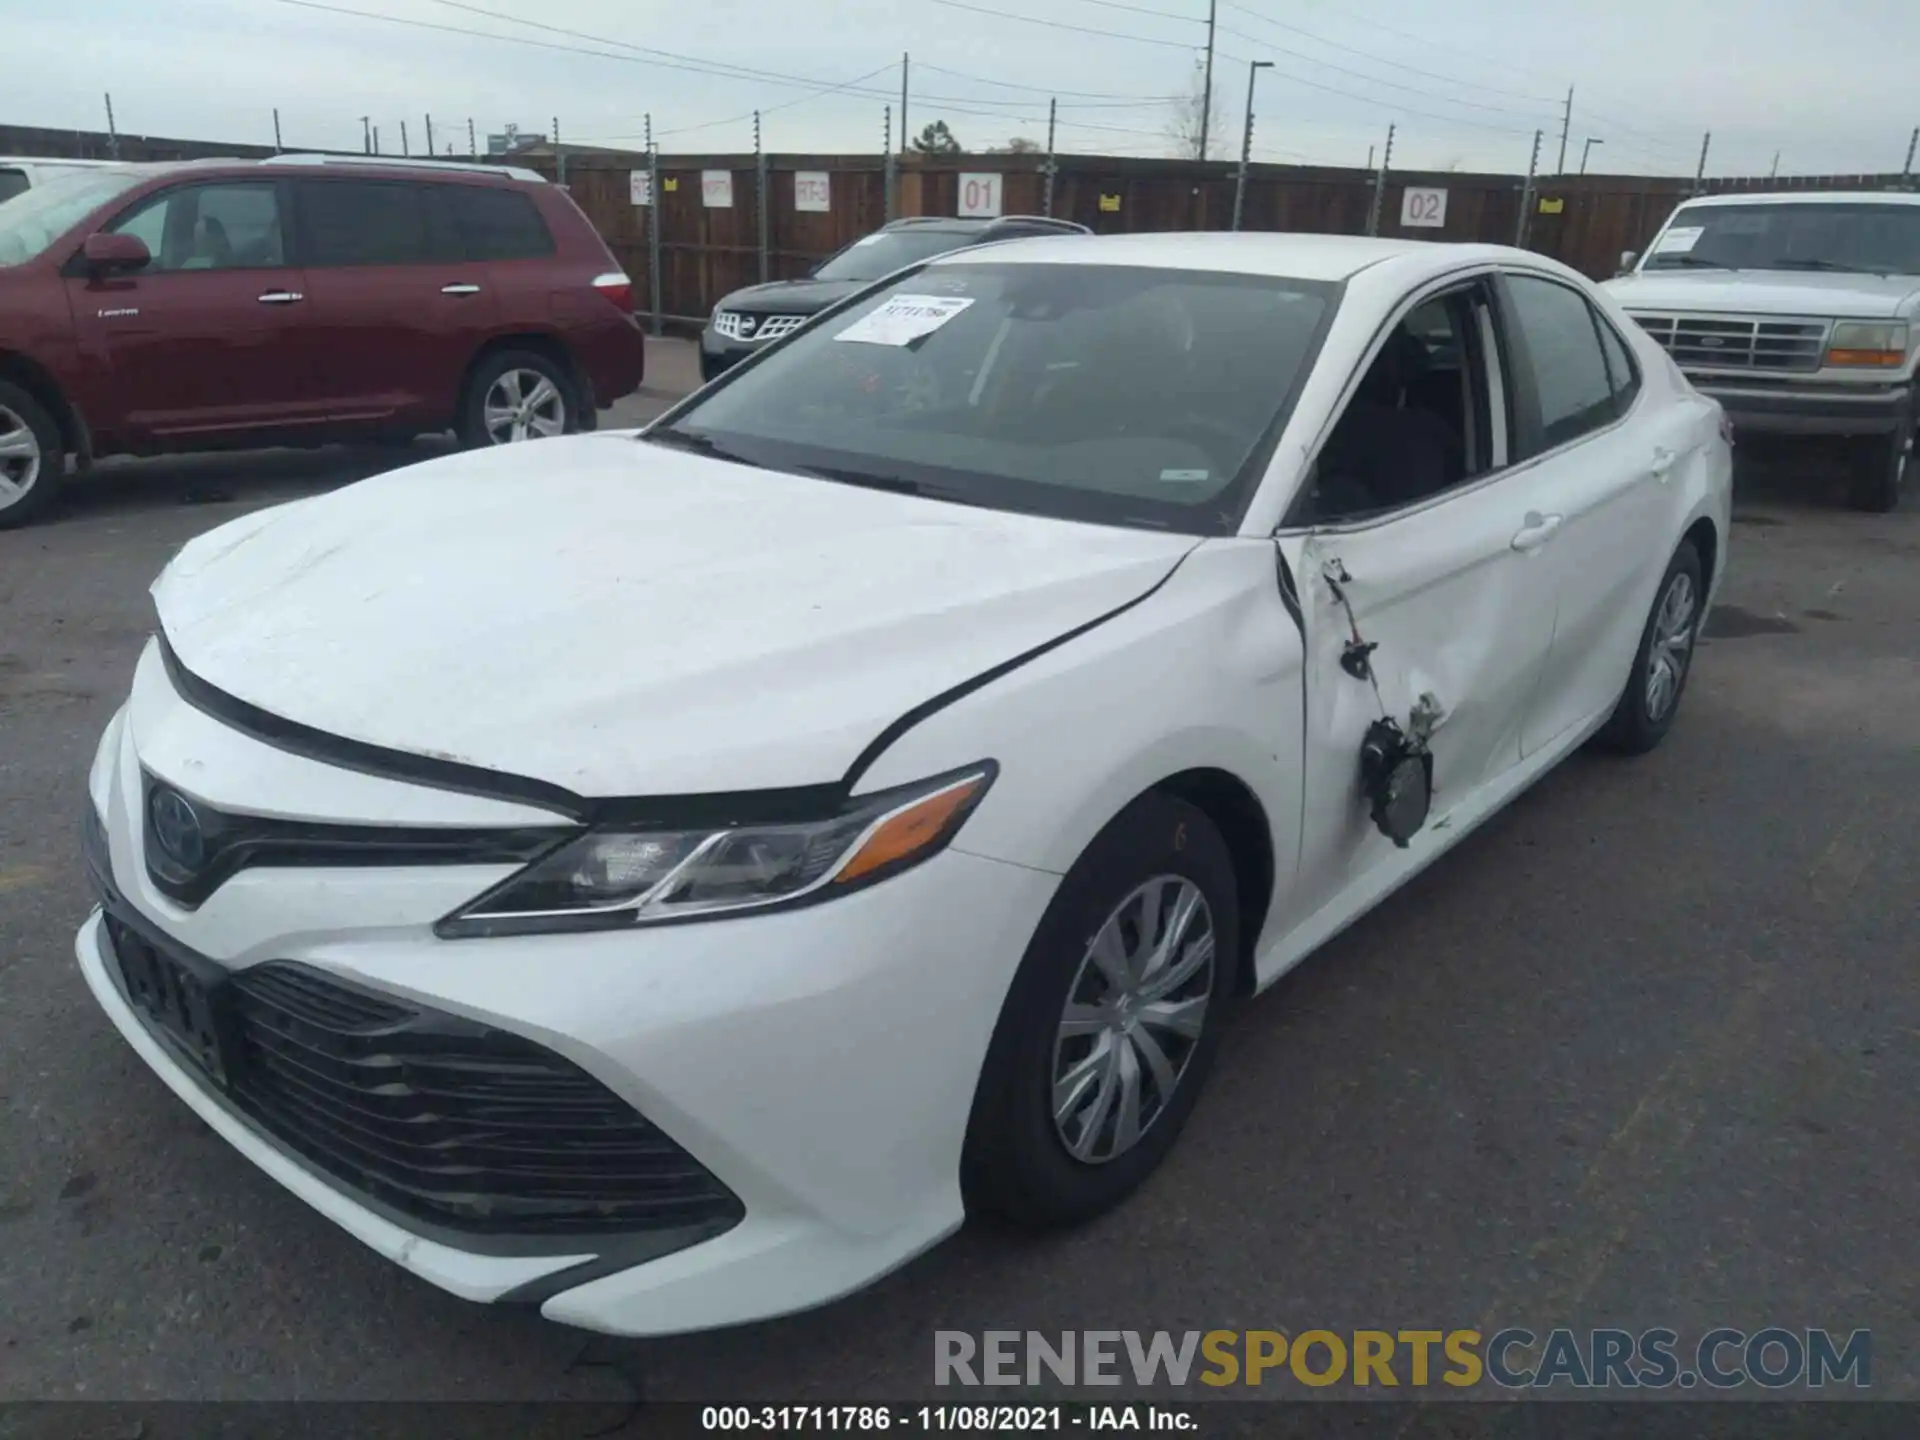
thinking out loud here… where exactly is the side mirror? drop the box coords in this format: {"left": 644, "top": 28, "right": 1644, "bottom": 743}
{"left": 83, "top": 232, "right": 151, "bottom": 274}
{"left": 1616, "top": 249, "right": 1638, "bottom": 276}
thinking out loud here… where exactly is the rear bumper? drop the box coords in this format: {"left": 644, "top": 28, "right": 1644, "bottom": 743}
{"left": 1690, "top": 379, "right": 1913, "bottom": 437}
{"left": 580, "top": 316, "right": 647, "bottom": 408}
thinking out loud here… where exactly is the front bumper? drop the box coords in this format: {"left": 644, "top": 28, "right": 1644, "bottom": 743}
{"left": 698, "top": 327, "right": 771, "bottom": 381}
{"left": 1687, "top": 377, "right": 1913, "bottom": 437}
{"left": 75, "top": 642, "right": 1061, "bottom": 1335}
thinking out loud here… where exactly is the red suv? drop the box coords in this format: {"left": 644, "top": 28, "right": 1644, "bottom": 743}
{"left": 0, "top": 155, "right": 644, "bottom": 527}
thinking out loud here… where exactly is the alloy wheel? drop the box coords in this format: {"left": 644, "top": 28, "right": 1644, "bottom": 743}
{"left": 1051, "top": 875, "right": 1216, "bottom": 1165}
{"left": 1645, "top": 570, "right": 1697, "bottom": 722}
{"left": 0, "top": 403, "right": 42, "bottom": 513}
{"left": 482, "top": 369, "right": 567, "bottom": 444}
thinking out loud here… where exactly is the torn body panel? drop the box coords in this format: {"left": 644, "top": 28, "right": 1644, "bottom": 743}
{"left": 1274, "top": 487, "right": 1558, "bottom": 931}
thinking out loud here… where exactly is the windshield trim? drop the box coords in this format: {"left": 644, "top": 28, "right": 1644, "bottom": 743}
{"left": 646, "top": 260, "right": 1348, "bottom": 539}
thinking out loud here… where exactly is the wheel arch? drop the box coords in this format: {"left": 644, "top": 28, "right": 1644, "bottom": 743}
{"left": 1149, "top": 768, "right": 1276, "bottom": 997}
{"left": 457, "top": 332, "right": 591, "bottom": 419}
{"left": 0, "top": 348, "right": 88, "bottom": 463}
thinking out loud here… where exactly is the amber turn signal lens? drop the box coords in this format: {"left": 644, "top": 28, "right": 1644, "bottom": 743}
{"left": 835, "top": 775, "right": 988, "bottom": 884}
{"left": 1825, "top": 348, "right": 1904, "bottom": 367}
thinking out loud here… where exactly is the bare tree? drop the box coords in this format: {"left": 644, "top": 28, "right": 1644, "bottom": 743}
{"left": 1165, "top": 58, "right": 1223, "bottom": 160}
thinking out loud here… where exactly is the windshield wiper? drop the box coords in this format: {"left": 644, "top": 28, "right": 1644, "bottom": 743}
{"left": 1648, "top": 255, "right": 1737, "bottom": 270}
{"left": 1772, "top": 258, "right": 1881, "bottom": 274}
{"left": 642, "top": 426, "right": 769, "bottom": 469}
{"left": 791, "top": 463, "right": 928, "bottom": 497}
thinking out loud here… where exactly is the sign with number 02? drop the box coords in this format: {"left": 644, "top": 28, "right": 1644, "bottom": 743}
{"left": 1400, "top": 187, "right": 1448, "bottom": 228}
{"left": 957, "top": 173, "right": 1003, "bottom": 218}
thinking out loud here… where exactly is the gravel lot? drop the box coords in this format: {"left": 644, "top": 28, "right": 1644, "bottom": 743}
{"left": 2, "top": 339, "right": 1916, "bottom": 1405}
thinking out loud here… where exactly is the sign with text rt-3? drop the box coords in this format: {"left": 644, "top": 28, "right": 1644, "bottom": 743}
{"left": 1400, "top": 187, "right": 1448, "bottom": 229}
{"left": 629, "top": 170, "right": 652, "bottom": 207}
{"left": 794, "top": 171, "right": 831, "bottom": 213}
{"left": 702, "top": 170, "right": 734, "bottom": 209}
{"left": 958, "top": 173, "right": 1003, "bottom": 218}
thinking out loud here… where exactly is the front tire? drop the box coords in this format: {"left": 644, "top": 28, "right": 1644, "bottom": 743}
{"left": 456, "top": 350, "right": 578, "bottom": 449}
{"left": 1593, "top": 539, "right": 1704, "bottom": 756}
{"left": 962, "top": 792, "right": 1238, "bottom": 1229}
{"left": 1846, "top": 421, "right": 1910, "bottom": 513}
{"left": 0, "top": 381, "right": 65, "bottom": 531}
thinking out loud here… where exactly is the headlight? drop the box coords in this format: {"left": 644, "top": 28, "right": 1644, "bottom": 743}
{"left": 1827, "top": 320, "right": 1908, "bottom": 367}
{"left": 436, "top": 764, "right": 995, "bottom": 938}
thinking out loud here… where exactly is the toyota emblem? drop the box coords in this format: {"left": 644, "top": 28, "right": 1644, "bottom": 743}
{"left": 149, "top": 787, "right": 207, "bottom": 871}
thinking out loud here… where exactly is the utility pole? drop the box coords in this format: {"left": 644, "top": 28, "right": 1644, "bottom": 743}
{"left": 554, "top": 117, "right": 565, "bottom": 186}
{"left": 272, "top": 109, "right": 283, "bottom": 154}
{"left": 360, "top": 116, "right": 371, "bottom": 154}
{"left": 1904, "top": 126, "right": 1918, "bottom": 179}
{"left": 1692, "top": 130, "right": 1711, "bottom": 195}
{"left": 900, "top": 53, "right": 911, "bottom": 156}
{"left": 646, "top": 113, "right": 662, "bottom": 337}
{"left": 1366, "top": 144, "right": 1374, "bottom": 172}
{"left": 1198, "top": 0, "right": 1217, "bottom": 162}
{"left": 372, "top": 124, "right": 381, "bottom": 155}
{"left": 1579, "top": 136, "right": 1602, "bottom": 174}
{"left": 425, "top": 115, "right": 435, "bottom": 156}
{"left": 1770, "top": 150, "right": 1781, "bottom": 180}
{"left": 1043, "top": 98, "right": 1058, "bottom": 218}
{"left": 401, "top": 120, "right": 410, "bottom": 157}
{"left": 103, "top": 93, "right": 120, "bottom": 160}
{"left": 1233, "top": 59, "right": 1272, "bottom": 232}
{"left": 468, "top": 118, "right": 477, "bottom": 157}
{"left": 883, "top": 105, "right": 896, "bottom": 220}
{"left": 1516, "top": 128, "right": 1542, "bottom": 247}
{"left": 754, "top": 110, "right": 769, "bottom": 284}
{"left": 1365, "top": 123, "right": 1394, "bottom": 236}
{"left": 1555, "top": 85, "right": 1573, "bottom": 174}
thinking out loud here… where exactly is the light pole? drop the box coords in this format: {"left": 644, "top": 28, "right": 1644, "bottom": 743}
{"left": 1579, "top": 136, "right": 1603, "bottom": 174}
{"left": 1232, "top": 59, "right": 1273, "bottom": 232}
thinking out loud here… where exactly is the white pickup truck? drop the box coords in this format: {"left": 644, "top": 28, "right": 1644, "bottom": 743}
{"left": 1602, "top": 190, "right": 1918, "bottom": 511}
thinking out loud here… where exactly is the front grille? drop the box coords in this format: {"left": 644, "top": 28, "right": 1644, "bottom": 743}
{"left": 712, "top": 311, "right": 805, "bottom": 343}
{"left": 220, "top": 961, "right": 744, "bottom": 1237}
{"left": 1627, "top": 311, "right": 1830, "bottom": 374}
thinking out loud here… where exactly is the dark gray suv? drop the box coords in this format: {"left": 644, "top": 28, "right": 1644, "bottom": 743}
{"left": 699, "top": 214, "right": 1092, "bottom": 381}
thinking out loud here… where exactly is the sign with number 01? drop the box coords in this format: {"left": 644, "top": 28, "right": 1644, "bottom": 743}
{"left": 1400, "top": 187, "right": 1448, "bottom": 228}
{"left": 794, "top": 172, "right": 831, "bottom": 213}
{"left": 701, "top": 170, "right": 734, "bottom": 209}
{"left": 957, "top": 173, "right": 1003, "bottom": 218}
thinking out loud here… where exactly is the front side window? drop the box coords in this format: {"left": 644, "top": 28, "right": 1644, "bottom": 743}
{"left": 811, "top": 228, "right": 981, "bottom": 283}
{"left": 1503, "top": 274, "right": 1617, "bottom": 451}
{"left": 0, "top": 168, "right": 144, "bottom": 267}
{"left": 653, "top": 261, "right": 1337, "bottom": 534}
{"left": 296, "top": 179, "right": 430, "bottom": 266}
{"left": 106, "top": 182, "right": 285, "bottom": 271}
{"left": 1645, "top": 202, "right": 1920, "bottom": 275}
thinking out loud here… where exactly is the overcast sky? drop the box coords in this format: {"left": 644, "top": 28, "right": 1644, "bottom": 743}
{"left": 9, "top": 0, "right": 1918, "bottom": 178}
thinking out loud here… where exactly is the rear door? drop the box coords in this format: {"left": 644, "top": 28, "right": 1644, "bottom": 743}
{"left": 1493, "top": 269, "right": 1685, "bottom": 755}
{"left": 289, "top": 177, "right": 497, "bottom": 427}
{"left": 66, "top": 178, "right": 314, "bottom": 440}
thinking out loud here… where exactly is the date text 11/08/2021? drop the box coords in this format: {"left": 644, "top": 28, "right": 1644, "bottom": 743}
{"left": 702, "top": 1407, "right": 1194, "bottom": 1432}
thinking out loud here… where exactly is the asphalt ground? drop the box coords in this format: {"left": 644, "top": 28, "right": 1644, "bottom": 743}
{"left": 1, "top": 341, "right": 1915, "bottom": 1406}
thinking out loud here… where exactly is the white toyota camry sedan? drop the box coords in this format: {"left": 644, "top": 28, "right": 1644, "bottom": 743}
{"left": 77, "top": 231, "right": 1731, "bottom": 1337}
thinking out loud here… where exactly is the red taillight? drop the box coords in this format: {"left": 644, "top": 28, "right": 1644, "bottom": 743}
{"left": 592, "top": 271, "right": 634, "bottom": 313}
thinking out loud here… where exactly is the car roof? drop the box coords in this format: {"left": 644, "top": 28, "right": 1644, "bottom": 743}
{"left": 920, "top": 230, "right": 1523, "bottom": 283}
{"left": 1675, "top": 190, "right": 1920, "bottom": 209}
{"left": 0, "top": 156, "right": 128, "bottom": 167}
{"left": 10, "top": 154, "right": 545, "bottom": 185}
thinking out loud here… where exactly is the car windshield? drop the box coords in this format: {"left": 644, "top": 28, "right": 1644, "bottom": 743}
{"left": 0, "top": 167, "right": 143, "bottom": 266}
{"left": 812, "top": 228, "right": 984, "bottom": 283}
{"left": 1644, "top": 201, "right": 1920, "bottom": 275}
{"left": 650, "top": 261, "right": 1337, "bottom": 534}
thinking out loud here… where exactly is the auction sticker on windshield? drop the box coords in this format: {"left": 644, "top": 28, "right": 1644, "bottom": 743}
{"left": 1653, "top": 225, "right": 1704, "bottom": 254}
{"left": 835, "top": 294, "right": 976, "bottom": 347}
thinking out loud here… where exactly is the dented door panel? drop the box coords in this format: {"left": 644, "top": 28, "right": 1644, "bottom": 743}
{"left": 1275, "top": 476, "right": 1557, "bottom": 922}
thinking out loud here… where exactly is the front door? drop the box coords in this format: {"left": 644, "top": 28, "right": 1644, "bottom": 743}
{"left": 289, "top": 177, "right": 497, "bottom": 428}
{"left": 1272, "top": 275, "right": 1562, "bottom": 931}
{"left": 67, "top": 179, "right": 314, "bottom": 441}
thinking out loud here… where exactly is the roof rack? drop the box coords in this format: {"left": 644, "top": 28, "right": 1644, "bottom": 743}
{"left": 263, "top": 153, "right": 545, "bottom": 183}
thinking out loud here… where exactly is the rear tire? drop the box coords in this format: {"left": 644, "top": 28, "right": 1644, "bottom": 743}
{"left": 1593, "top": 540, "right": 1704, "bottom": 756}
{"left": 962, "top": 792, "right": 1238, "bottom": 1230}
{"left": 0, "top": 381, "right": 65, "bottom": 531}
{"left": 1846, "top": 421, "right": 1909, "bottom": 513}
{"left": 456, "top": 350, "right": 579, "bottom": 449}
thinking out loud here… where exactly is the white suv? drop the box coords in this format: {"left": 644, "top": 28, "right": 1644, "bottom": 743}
{"left": 1602, "top": 190, "right": 1918, "bottom": 511}
{"left": 0, "top": 155, "right": 128, "bottom": 205}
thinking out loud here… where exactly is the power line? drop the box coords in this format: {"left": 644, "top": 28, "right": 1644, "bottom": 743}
{"left": 928, "top": 0, "right": 1203, "bottom": 51}
{"left": 915, "top": 62, "right": 1176, "bottom": 102}
{"left": 1208, "top": 47, "right": 1542, "bottom": 138}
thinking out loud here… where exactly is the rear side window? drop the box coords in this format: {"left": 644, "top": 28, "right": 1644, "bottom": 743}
{"left": 1594, "top": 312, "right": 1641, "bottom": 417}
{"left": 1503, "top": 273, "right": 1618, "bottom": 451}
{"left": 0, "top": 169, "right": 27, "bottom": 203}
{"left": 445, "top": 184, "right": 554, "bottom": 260}
{"left": 297, "top": 179, "right": 431, "bottom": 266}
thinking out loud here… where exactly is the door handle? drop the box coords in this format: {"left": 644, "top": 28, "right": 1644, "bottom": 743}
{"left": 441, "top": 283, "right": 482, "bottom": 296}
{"left": 1510, "top": 511, "right": 1564, "bottom": 552}
{"left": 257, "top": 290, "right": 304, "bottom": 304}
{"left": 1650, "top": 446, "right": 1678, "bottom": 481}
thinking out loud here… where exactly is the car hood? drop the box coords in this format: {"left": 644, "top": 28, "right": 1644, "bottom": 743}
{"left": 715, "top": 277, "right": 866, "bottom": 316}
{"left": 152, "top": 435, "right": 1197, "bottom": 802}
{"left": 1602, "top": 269, "right": 1920, "bottom": 319}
